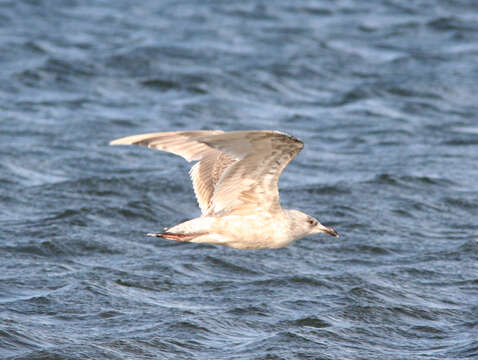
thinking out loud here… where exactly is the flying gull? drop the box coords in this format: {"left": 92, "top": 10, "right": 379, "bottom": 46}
{"left": 110, "top": 130, "right": 338, "bottom": 249}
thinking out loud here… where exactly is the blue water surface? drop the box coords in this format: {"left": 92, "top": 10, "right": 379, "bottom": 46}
{"left": 1, "top": 1, "right": 478, "bottom": 359}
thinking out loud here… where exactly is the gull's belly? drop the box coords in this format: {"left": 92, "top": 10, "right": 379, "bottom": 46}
{"left": 212, "top": 213, "right": 294, "bottom": 249}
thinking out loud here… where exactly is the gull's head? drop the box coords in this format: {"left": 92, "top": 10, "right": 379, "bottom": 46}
{"left": 288, "top": 210, "right": 338, "bottom": 238}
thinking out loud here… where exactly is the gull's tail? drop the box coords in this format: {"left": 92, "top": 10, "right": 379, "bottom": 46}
{"left": 148, "top": 216, "right": 217, "bottom": 243}
{"left": 147, "top": 232, "right": 203, "bottom": 242}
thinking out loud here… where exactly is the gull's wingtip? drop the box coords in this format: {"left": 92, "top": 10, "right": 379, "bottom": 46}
{"left": 109, "top": 136, "right": 131, "bottom": 146}
{"left": 109, "top": 132, "right": 166, "bottom": 146}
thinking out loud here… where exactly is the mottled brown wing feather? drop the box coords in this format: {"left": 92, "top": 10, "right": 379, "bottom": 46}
{"left": 110, "top": 131, "right": 224, "bottom": 161}
{"left": 189, "top": 152, "right": 236, "bottom": 213}
{"left": 201, "top": 131, "right": 304, "bottom": 215}
{"left": 110, "top": 130, "right": 236, "bottom": 214}
{"left": 110, "top": 130, "right": 303, "bottom": 216}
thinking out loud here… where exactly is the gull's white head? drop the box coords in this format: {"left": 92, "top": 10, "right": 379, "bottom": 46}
{"left": 287, "top": 209, "right": 338, "bottom": 239}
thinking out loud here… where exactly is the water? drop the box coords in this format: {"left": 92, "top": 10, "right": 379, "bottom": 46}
{"left": 1, "top": 0, "right": 478, "bottom": 359}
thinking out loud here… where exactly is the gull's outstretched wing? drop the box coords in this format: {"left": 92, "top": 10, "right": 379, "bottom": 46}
{"left": 197, "top": 131, "right": 304, "bottom": 215}
{"left": 110, "top": 130, "right": 303, "bottom": 216}
{"left": 110, "top": 131, "right": 236, "bottom": 214}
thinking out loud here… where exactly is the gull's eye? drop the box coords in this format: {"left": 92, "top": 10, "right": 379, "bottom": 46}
{"left": 308, "top": 218, "right": 316, "bottom": 226}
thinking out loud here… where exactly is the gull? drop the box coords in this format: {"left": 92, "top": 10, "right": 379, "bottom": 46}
{"left": 110, "top": 130, "right": 338, "bottom": 249}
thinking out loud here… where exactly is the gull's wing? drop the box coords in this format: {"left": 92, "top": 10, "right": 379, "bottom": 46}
{"left": 198, "top": 131, "right": 304, "bottom": 215}
{"left": 110, "top": 131, "right": 236, "bottom": 214}
{"left": 188, "top": 151, "right": 236, "bottom": 213}
{"left": 110, "top": 130, "right": 304, "bottom": 216}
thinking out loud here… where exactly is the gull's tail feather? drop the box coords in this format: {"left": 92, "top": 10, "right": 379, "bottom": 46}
{"left": 147, "top": 232, "right": 205, "bottom": 242}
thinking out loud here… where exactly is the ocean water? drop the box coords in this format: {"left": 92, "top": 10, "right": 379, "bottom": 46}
{"left": 1, "top": 0, "right": 478, "bottom": 359}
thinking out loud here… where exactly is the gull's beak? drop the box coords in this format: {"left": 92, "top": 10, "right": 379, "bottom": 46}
{"left": 317, "top": 223, "right": 339, "bottom": 237}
